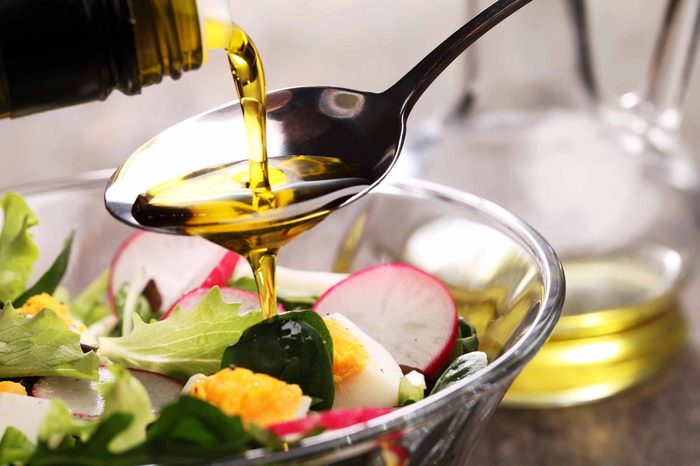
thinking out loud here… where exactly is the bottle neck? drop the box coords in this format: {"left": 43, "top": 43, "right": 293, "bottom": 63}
{"left": 0, "top": 0, "right": 214, "bottom": 118}
{"left": 131, "top": 0, "right": 203, "bottom": 90}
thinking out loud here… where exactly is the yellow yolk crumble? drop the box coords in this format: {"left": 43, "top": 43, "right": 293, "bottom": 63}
{"left": 0, "top": 381, "right": 27, "bottom": 396}
{"left": 189, "top": 367, "right": 306, "bottom": 426}
{"left": 324, "top": 317, "right": 368, "bottom": 385}
{"left": 16, "top": 293, "right": 83, "bottom": 331}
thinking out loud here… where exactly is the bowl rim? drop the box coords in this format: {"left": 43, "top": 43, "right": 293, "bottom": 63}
{"left": 3, "top": 171, "right": 565, "bottom": 463}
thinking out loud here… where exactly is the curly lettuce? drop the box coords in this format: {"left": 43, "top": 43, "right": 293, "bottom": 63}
{"left": 0, "top": 303, "right": 99, "bottom": 380}
{"left": 98, "top": 287, "right": 263, "bottom": 381}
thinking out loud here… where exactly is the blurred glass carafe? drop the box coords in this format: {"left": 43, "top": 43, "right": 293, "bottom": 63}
{"left": 395, "top": 0, "right": 700, "bottom": 406}
{"left": 0, "top": 0, "right": 231, "bottom": 118}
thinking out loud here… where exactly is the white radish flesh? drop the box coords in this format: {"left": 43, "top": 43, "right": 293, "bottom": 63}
{"left": 108, "top": 232, "right": 238, "bottom": 313}
{"left": 33, "top": 367, "right": 183, "bottom": 418}
{"left": 313, "top": 263, "right": 458, "bottom": 378}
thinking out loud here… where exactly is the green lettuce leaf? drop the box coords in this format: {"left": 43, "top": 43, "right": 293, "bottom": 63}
{"left": 98, "top": 287, "right": 263, "bottom": 381}
{"left": 31, "top": 397, "right": 253, "bottom": 466}
{"left": 0, "top": 192, "right": 40, "bottom": 303}
{"left": 99, "top": 366, "right": 155, "bottom": 453}
{"left": 32, "top": 366, "right": 154, "bottom": 464}
{"left": 0, "top": 303, "right": 99, "bottom": 380}
{"left": 0, "top": 427, "right": 35, "bottom": 465}
{"left": 38, "top": 399, "right": 92, "bottom": 449}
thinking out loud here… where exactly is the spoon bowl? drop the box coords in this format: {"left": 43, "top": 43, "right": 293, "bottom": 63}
{"left": 105, "top": 0, "right": 533, "bottom": 230}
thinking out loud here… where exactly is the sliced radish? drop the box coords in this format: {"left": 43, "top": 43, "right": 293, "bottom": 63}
{"left": 267, "top": 407, "right": 394, "bottom": 438}
{"left": 201, "top": 251, "right": 241, "bottom": 288}
{"left": 162, "top": 286, "right": 283, "bottom": 319}
{"left": 313, "top": 263, "right": 458, "bottom": 378}
{"left": 33, "top": 366, "right": 183, "bottom": 418}
{"left": 108, "top": 232, "right": 239, "bottom": 314}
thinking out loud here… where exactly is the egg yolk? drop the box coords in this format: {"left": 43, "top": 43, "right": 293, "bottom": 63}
{"left": 325, "top": 317, "right": 369, "bottom": 385}
{"left": 16, "top": 293, "right": 83, "bottom": 331}
{"left": 0, "top": 381, "right": 27, "bottom": 396}
{"left": 189, "top": 367, "right": 304, "bottom": 426}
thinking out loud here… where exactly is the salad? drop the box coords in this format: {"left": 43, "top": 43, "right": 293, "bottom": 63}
{"left": 0, "top": 192, "right": 487, "bottom": 465}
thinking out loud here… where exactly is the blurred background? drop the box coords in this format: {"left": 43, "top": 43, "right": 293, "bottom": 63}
{"left": 1, "top": 0, "right": 696, "bottom": 186}
{"left": 2, "top": 0, "right": 700, "bottom": 464}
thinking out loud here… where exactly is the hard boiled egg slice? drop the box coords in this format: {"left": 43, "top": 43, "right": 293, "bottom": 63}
{"left": 325, "top": 313, "right": 403, "bottom": 409}
{"left": 187, "top": 367, "right": 311, "bottom": 427}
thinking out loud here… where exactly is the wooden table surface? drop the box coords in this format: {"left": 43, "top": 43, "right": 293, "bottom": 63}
{"left": 470, "top": 276, "right": 700, "bottom": 466}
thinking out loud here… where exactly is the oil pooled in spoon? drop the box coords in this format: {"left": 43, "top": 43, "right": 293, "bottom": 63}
{"left": 132, "top": 24, "right": 371, "bottom": 318}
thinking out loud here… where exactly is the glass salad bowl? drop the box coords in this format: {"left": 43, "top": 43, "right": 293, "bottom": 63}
{"left": 8, "top": 171, "right": 564, "bottom": 465}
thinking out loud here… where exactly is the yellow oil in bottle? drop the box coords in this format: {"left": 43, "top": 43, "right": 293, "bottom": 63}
{"left": 132, "top": 23, "right": 372, "bottom": 319}
{"left": 502, "top": 254, "right": 687, "bottom": 407}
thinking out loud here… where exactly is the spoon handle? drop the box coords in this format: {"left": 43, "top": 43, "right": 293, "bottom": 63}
{"left": 386, "top": 0, "right": 533, "bottom": 116}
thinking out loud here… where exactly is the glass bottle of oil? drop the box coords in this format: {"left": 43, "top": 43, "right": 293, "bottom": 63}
{"left": 0, "top": 0, "right": 232, "bottom": 118}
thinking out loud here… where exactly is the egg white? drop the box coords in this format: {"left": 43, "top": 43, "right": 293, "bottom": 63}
{"left": 326, "top": 313, "right": 403, "bottom": 409}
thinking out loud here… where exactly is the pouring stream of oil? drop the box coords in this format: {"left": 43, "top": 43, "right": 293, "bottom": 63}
{"left": 131, "top": 23, "right": 371, "bottom": 318}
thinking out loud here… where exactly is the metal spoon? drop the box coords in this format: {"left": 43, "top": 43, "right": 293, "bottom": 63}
{"left": 106, "top": 0, "right": 533, "bottom": 228}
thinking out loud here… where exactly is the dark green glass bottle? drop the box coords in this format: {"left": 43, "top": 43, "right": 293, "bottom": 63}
{"left": 0, "top": 0, "right": 225, "bottom": 118}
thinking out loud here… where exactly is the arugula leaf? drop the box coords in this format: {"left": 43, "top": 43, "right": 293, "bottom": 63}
{"left": 0, "top": 192, "right": 40, "bottom": 303}
{"left": 69, "top": 270, "right": 110, "bottom": 326}
{"left": 0, "top": 303, "right": 99, "bottom": 380}
{"left": 429, "top": 352, "right": 488, "bottom": 395}
{"left": 450, "top": 317, "right": 479, "bottom": 361}
{"left": 0, "top": 427, "right": 35, "bottom": 465}
{"left": 98, "top": 287, "right": 263, "bottom": 381}
{"left": 13, "top": 231, "right": 75, "bottom": 307}
{"left": 221, "top": 311, "right": 335, "bottom": 410}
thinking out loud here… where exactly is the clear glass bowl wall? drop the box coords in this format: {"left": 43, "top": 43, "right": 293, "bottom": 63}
{"left": 10, "top": 172, "right": 564, "bottom": 465}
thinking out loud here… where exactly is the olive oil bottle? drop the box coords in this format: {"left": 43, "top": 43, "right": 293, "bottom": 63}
{"left": 0, "top": 0, "right": 231, "bottom": 118}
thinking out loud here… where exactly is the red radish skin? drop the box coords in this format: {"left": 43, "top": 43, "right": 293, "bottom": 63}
{"left": 108, "top": 232, "right": 238, "bottom": 315}
{"left": 33, "top": 367, "right": 183, "bottom": 418}
{"left": 313, "top": 263, "right": 458, "bottom": 378}
{"left": 162, "top": 286, "right": 283, "bottom": 319}
{"left": 201, "top": 251, "right": 241, "bottom": 288}
{"left": 268, "top": 407, "right": 394, "bottom": 438}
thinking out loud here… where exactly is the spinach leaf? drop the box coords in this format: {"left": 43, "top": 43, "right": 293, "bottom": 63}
{"left": 221, "top": 311, "right": 335, "bottom": 409}
{"left": 14, "top": 231, "right": 75, "bottom": 307}
{"left": 429, "top": 352, "right": 488, "bottom": 395}
{"left": 143, "top": 396, "right": 251, "bottom": 462}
